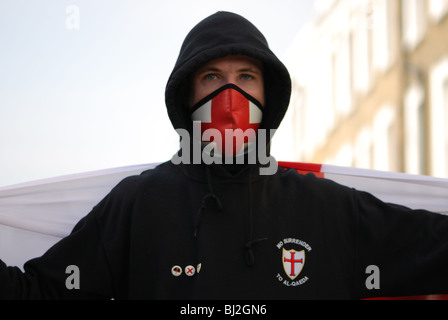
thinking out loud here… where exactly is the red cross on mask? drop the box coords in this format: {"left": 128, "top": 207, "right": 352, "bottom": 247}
{"left": 191, "top": 84, "right": 263, "bottom": 158}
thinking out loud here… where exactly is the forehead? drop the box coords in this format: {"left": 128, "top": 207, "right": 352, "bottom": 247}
{"left": 195, "top": 55, "right": 263, "bottom": 73}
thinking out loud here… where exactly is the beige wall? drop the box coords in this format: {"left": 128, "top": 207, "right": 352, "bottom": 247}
{"left": 281, "top": 0, "right": 448, "bottom": 178}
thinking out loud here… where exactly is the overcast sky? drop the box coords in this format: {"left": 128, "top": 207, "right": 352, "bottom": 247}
{"left": 0, "top": 0, "right": 315, "bottom": 187}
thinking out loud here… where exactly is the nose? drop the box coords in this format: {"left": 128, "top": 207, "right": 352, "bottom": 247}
{"left": 223, "top": 73, "right": 238, "bottom": 86}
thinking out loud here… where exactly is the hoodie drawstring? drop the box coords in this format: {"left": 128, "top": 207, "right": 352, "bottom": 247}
{"left": 194, "top": 166, "right": 222, "bottom": 238}
{"left": 193, "top": 165, "right": 266, "bottom": 267}
{"left": 245, "top": 167, "right": 267, "bottom": 266}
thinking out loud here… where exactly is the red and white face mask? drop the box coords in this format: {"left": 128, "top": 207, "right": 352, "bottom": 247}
{"left": 190, "top": 84, "right": 263, "bottom": 158}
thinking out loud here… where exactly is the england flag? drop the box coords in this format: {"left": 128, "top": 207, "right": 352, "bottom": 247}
{"left": 1, "top": 161, "right": 448, "bottom": 299}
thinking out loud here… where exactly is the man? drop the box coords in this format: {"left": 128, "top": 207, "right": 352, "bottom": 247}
{"left": 1, "top": 11, "right": 448, "bottom": 300}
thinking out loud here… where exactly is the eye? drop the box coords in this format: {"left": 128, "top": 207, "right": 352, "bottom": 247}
{"left": 241, "top": 74, "right": 254, "bottom": 81}
{"left": 204, "top": 73, "right": 218, "bottom": 81}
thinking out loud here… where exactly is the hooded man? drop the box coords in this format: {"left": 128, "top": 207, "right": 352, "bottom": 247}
{"left": 2, "top": 11, "right": 448, "bottom": 300}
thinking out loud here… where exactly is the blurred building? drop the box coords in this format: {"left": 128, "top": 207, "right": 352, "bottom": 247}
{"left": 279, "top": 0, "right": 448, "bottom": 178}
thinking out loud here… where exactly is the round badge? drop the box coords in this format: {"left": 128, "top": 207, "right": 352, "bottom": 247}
{"left": 185, "top": 265, "right": 196, "bottom": 277}
{"left": 171, "top": 265, "right": 182, "bottom": 277}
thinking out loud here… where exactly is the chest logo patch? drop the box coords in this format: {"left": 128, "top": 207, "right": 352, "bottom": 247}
{"left": 276, "top": 238, "right": 312, "bottom": 287}
{"left": 282, "top": 249, "right": 305, "bottom": 280}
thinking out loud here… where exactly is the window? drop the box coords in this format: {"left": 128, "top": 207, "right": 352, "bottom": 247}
{"left": 429, "top": 55, "right": 448, "bottom": 177}
{"left": 404, "top": 83, "right": 426, "bottom": 175}
{"left": 312, "top": 39, "right": 335, "bottom": 149}
{"left": 332, "top": 34, "right": 352, "bottom": 118}
{"left": 373, "top": 105, "right": 398, "bottom": 172}
{"left": 402, "top": 0, "right": 427, "bottom": 51}
{"left": 354, "top": 127, "right": 372, "bottom": 169}
{"left": 429, "top": 0, "right": 448, "bottom": 23}
{"left": 371, "top": 0, "right": 396, "bottom": 72}
{"left": 444, "top": 79, "right": 448, "bottom": 176}
{"left": 350, "top": 12, "right": 371, "bottom": 93}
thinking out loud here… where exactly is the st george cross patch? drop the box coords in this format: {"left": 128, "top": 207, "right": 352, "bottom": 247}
{"left": 276, "top": 237, "right": 312, "bottom": 287}
{"left": 282, "top": 249, "right": 305, "bottom": 280}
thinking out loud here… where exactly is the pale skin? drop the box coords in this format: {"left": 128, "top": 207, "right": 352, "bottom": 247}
{"left": 189, "top": 55, "right": 265, "bottom": 108}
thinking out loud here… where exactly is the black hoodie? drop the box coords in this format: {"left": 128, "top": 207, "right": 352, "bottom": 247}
{"left": 2, "top": 11, "right": 448, "bottom": 300}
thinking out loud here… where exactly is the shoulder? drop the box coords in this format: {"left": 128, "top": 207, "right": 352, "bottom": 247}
{"left": 111, "top": 161, "right": 182, "bottom": 195}
{"left": 90, "top": 161, "right": 183, "bottom": 217}
{"left": 275, "top": 166, "right": 356, "bottom": 202}
{"left": 277, "top": 166, "right": 351, "bottom": 189}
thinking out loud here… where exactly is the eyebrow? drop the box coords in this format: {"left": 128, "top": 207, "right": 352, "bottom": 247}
{"left": 238, "top": 67, "right": 262, "bottom": 74}
{"left": 197, "top": 66, "right": 262, "bottom": 74}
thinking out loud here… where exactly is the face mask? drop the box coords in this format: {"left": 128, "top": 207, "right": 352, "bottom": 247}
{"left": 190, "top": 84, "right": 263, "bottom": 158}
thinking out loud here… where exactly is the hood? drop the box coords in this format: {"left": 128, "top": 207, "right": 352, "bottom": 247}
{"left": 165, "top": 11, "right": 292, "bottom": 135}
